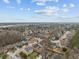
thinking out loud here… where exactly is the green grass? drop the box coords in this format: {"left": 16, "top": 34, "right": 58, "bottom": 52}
{"left": 19, "top": 52, "right": 27, "bottom": 59}
{"left": 0, "top": 52, "right": 7, "bottom": 59}
{"left": 28, "top": 52, "right": 38, "bottom": 59}
{"left": 71, "top": 30, "right": 79, "bottom": 48}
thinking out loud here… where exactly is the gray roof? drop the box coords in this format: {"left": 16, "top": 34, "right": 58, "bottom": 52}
{"left": 53, "top": 55, "right": 61, "bottom": 59}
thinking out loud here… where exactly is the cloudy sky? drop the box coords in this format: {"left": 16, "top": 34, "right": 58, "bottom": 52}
{"left": 0, "top": 0, "right": 79, "bottom": 22}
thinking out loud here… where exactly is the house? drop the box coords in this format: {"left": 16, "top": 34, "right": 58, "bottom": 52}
{"left": 36, "top": 55, "right": 42, "bottom": 59}
{"left": 22, "top": 44, "right": 33, "bottom": 55}
{"left": 33, "top": 44, "right": 43, "bottom": 54}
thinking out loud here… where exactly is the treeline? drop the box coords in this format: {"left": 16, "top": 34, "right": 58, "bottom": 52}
{"left": 0, "top": 30, "right": 22, "bottom": 47}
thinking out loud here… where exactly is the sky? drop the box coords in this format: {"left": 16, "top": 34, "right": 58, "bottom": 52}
{"left": 0, "top": 0, "right": 79, "bottom": 22}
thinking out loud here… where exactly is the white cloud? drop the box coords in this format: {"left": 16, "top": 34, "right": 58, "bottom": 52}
{"left": 3, "top": 0, "right": 10, "bottom": 4}
{"left": 62, "top": 3, "right": 75, "bottom": 13}
{"left": 27, "top": 8, "right": 31, "bottom": 11}
{"left": 20, "top": 8, "right": 31, "bottom": 12}
{"left": 61, "top": 8, "right": 69, "bottom": 12}
{"left": 70, "top": 3, "right": 75, "bottom": 7}
{"left": 32, "top": 0, "right": 59, "bottom": 6}
{"left": 34, "top": 5, "right": 73, "bottom": 16}
{"left": 32, "top": 0, "right": 58, "bottom": 3}
{"left": 16, "top": 0, "right": 21, "bottom": 4}
{"left": 32, "top": 0, "right": 52, "bottom": 3}
{"left": 3, "top": 0, "right": 22, "bottom": 4}
{"left": 55, "top": 0, "right": 59, "bottom": 2}
{"left": 20, "top": 8, "right": 24, "bottom": 11}
{"left": 36, "top": 2, "right": 45, "bottom": 6}
{"left": 35, "top": 6, "right": 59, "bottom": 16}
{"left": 53, "top": 0, "right": 59, "bottom": 2}
{"left": 63, "top": 4, "right": 67, "bottom": 8}
{"left": 63, "top": 3, "right": 75, "bottom": 8}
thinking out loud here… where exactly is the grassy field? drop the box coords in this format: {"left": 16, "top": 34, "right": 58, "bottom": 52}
{"left": 71, "top": 30, "right": 79, "bottom": 48}
{"left": 0, "top": 52, "right": 7, "bottom": 59}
